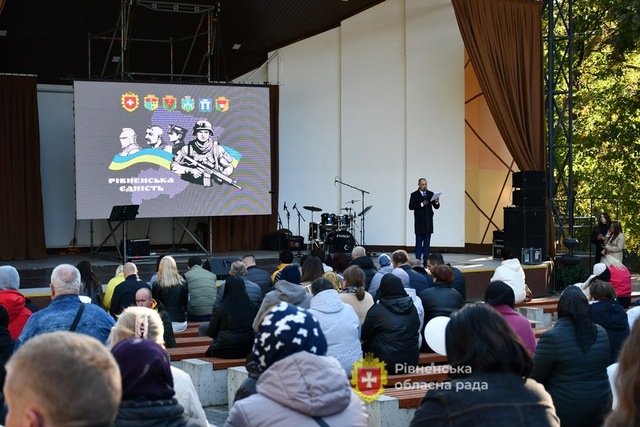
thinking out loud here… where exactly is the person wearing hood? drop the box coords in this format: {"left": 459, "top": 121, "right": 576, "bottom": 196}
{"left": 368, "top": 253, "right": 394, "bottom": 299}
{"left": 0, "top": 266, "right": 35, "bottom": 339}
{"left": 252, "top": 265, "right": 311, "bottom": 331}
{"left": 390, "top": 267, "right": 424, "bottom": 350}
{"left": 485, "top": 281, "right": 537, "bottom": 354}
{"left": 574, "top": 263, "right": 610, "bottom": 300}
{"left": 111, "top": 338, "right": 199, "bottom": 427}
{"left": 225, "top": 302, "right": 368, "bottom": 426}
{"left": 361, "top": 273, "right": 420, "bottom": 374}
{"left": 308, "top": 278, "right": 362, "bottom": 375}
{"left": 350, "top": 246, "right": 377, "bottom": 290}
{"left": 490, "top": 247, "right": 527, "bottom": 304}
{"left": 588, "top": 280, "right": 629, "bottom": 363}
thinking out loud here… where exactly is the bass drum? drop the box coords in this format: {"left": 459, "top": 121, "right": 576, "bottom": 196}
{"left": 324, "top": 230, "right": 355, "bottom": 254}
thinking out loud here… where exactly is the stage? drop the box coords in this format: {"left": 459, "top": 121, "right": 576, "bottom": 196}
{"left": 2, "top": 250, "right": 554, "bottom": 309}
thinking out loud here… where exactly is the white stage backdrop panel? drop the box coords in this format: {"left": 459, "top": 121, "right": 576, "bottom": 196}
{"left": 74, "top": 81, "right": 271, "bottom": 219}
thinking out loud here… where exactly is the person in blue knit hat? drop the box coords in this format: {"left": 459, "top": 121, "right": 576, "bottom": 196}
{"left": 226, "top": 302, "right": 367, "bottom": 426}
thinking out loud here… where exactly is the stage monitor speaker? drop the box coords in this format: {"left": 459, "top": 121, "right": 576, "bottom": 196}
{"left": 208, "top": 257, "right": 237, "bottom": 279}
{"left": 512, "top": 171, "right": 545, "bottom": 190}
{"left": 513, "top": 189, "right": 546, "bottom": 208}
{"left": 503, "top": 207, "right": 547, "bottom": 262}
{"left": 124, "top": 239, "right": 150, "bottom": 257}
{"left": 262, "top": 229, "right": 292, "bottom": 251}
{"left": 286, "top": 235, "right": 304, "bottom": 251}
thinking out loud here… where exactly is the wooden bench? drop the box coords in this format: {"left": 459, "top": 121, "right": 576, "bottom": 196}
{"left": 200, "top": 356, "right": 247, "bottom": 370}
{"left": 418, "top": 352, "right": 447, "bottom": 365}
{"left": 167, "top": 345, "right": 209, "bottom": 361}
{"left": 174, "top": 336, "right": 211, "bottom": 348}
{"left": 383, "top": 387, "right": 428, "bottom": 408}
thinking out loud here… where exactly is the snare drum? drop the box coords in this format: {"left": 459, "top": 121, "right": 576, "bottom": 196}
{"left": 308, "top": 222, "right": 320, "bottom": 241}
{"left": 338, "top": 214, "right": 351, "bottom": 229}
{"left": 321, "top": 213, "right": 337, "bottom": 230}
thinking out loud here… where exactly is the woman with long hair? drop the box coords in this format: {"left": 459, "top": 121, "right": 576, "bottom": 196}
{"left": 205, "top": 276, "right": 255, "bottom": 359}
{"left": 151, "top": 256, "right": 188, "bottom": 332}
{"left": 603, "top": 221, "right": 625, "bottom": 263}
{"left": 532, "top": 286, "right": 612, "bottom": 427}
{"left": 411, "top": 303, "right": 559, "bottom": 426}
{"left": 606, "top": 317, "right": 640, "bottom": 426}
{"left": 592, "top": 212, "right": 612, "bottom": 264}
{"left": 76, "top": 260, "right": 104, "bottom": 306}
{"left": 300, "top": 256, "right": 324, "bottom": 292}
{"left": 339, "top": 265, "right": 374, "bottom": 325}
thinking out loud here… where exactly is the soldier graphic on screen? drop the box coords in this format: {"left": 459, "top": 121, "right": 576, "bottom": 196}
{"left": 168, "top": 124, "right": 187, "bottom": 155}
{"left": 171, "top": 120, "right": 241, "bottom": 189}
{"left": 145, "top": 124, "right": 172, "bottom": 153}
{"left": 119, "top": 128, "right": 142, "bottom": 156}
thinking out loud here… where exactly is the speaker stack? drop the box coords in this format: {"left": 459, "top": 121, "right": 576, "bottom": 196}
{"left": 503, "top": 171, "right": 547, "bottom": 263}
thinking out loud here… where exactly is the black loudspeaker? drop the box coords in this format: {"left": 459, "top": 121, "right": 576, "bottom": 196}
{"left": 286, "top": 235, "right": 304, "bottom": 251}
{"left": 513, "top": 189, "right": 546, "bottom": 208}
{"left": 262, "top": 229, "right": 292, "bottom": 251}
{"left": 512, "top": 171, "right": 545, "bottom": 190}
{"left": 208, "top": 257, "right": 237, "bottom": 279}
{"left": 503, "top": 207, "right": 546, "bottom": 261}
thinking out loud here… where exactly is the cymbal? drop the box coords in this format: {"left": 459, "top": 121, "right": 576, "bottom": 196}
{"left": 345, "top": 199, "right": 360, "bottom": 204}
{"left": 358, "top": 206, "right": 373, "bottom": 216}
{"left": 303, "top": 205, "right": 322, "bottom": 212}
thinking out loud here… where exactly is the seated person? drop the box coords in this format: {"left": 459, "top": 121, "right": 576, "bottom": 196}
{"left": 308, "top": 278, "right": 362, "bottom": 375}
{"left": 361, "top": 274, "right": 420, "bottom": 374}
{"left": 490, "top": 247, "right": 527, "bottom": 304}
{"left": 588, "top": 280, "right": 629, "bottom": 363}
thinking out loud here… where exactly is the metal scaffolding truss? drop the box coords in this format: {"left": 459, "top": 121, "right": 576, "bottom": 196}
{"left": 88, "top": 0, "right": 220, "bottom": 82}
{"left": 545, "top": 0, "right": 575, "bottom": 248}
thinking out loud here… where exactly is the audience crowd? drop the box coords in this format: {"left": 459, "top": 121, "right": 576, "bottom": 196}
{"left": 1, "top": 242, "right": 638, "bottom": 427}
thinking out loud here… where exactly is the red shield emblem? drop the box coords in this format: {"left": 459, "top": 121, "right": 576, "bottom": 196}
{"left": 121, "top": 92, "right": 139, "bottom": 112}
{"left": 357, "top": 367, "right": 382, "bottom": 396}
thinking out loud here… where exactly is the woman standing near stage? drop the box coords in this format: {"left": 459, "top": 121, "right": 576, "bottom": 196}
{"left": 591, "top": 212, "right": 612, "bottom": 264}
{"left": 152, "top": 256, "right": 188, "bottom": 332}
{"left": 603, "top": 221, "right": 625, "bottom": 263}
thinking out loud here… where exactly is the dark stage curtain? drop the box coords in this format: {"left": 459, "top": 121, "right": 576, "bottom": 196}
{"left": 452, "top": 0, "right": 554, "bottom": 258}
{"left": 210, "top": 85, "right": 280, "bottom": 252}
{"left": 0, "top": 76, "right": 47, "bottom": 260}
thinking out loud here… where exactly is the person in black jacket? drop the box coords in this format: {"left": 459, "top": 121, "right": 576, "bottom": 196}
{"left": 361, "top": 273, "right": 419, "bottom": 374}
{"left": 418, "top": 264, "right": 464, "bottom": 352}
{"left": 589, "top": 280, "right": 629, "bottom": 363}
{"left": 426, "top": 252, "right": 466, "bottom": 301}
{"left": 205, "top": 276, "right": 255, "bottom": 359}
{"left": 110, "top": 262, "right": 149, "bottom": 319}
{"left": 531, "top": 286, "right": 612, "bottom": 427}
{"left": 242, "top": 254, "right": 272, "bottom": 297}
{"left": 591, "top": 212, "right": 612, "bottom": 264}
{"left": 408, "top": 177, "right": 440, "bottom": 265}
{"left": 410, "top": 304, "right": 559, "bottom": 427}
{"left": 350, "top": 246, "right": 377, "bottom": 290}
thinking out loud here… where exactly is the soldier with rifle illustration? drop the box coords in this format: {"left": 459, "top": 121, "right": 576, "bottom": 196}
{"left": 171, "top": 120, "right": 241, "bottom": 189}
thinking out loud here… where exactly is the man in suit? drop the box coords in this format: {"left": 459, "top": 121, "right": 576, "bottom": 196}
{"left": 408, "top": 178, "right": 440, "bottom": 265}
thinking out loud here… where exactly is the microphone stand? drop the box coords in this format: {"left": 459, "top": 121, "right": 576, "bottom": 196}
{"left": 284, "top": 205, "right": 291, "bottom": 231}
{"left": 292, "top": 204, "right": 305, "bottom": 257}
{"left": 277, "top": 212, "right": 283, "bottom": 230}
{"left": 335, "top": 178, "right": 370, "bottom": 245}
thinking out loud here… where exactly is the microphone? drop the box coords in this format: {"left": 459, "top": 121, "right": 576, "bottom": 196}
{"left": 284, "top": 201, "right": 287, "bottom": 210}
{"left": 293, "top": 203, "right": 297, "bottom": 210}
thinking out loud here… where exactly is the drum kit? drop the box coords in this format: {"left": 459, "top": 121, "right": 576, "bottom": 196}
{"left": 303, "top": 202, "right": 366, "bottom": 254}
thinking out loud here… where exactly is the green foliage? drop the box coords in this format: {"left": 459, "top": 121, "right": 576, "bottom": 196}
{"left": 548, "top": 1, "right": 640, "bottom": 256}
{"left": 554, "top": 264, "right": 589, "bottom": 291}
